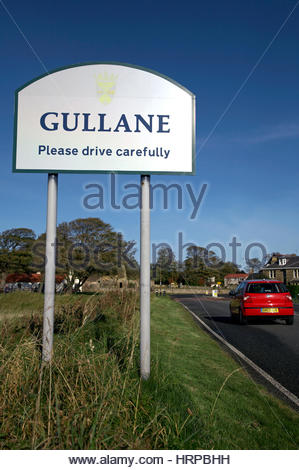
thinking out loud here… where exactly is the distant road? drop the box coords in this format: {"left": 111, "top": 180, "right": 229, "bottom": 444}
{"left": 172, "top": 295, "right": 299, "bottom": 400}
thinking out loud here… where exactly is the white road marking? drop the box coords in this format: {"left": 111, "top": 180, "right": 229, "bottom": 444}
{"left": 182, "top": 304, "right": 299, "bottom": 409}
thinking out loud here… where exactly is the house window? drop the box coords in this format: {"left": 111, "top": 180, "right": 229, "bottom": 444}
{"left": 293, "top": 269, "right": 299, "bottom": 279}
{"left": 269, "top": 270, "right": 276, "bottom": 279}
{"left": 279, "top": 258, "right": 287, "bottom": 266}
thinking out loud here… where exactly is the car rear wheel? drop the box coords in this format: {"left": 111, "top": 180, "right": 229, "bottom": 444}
{"left": 285, "top": 316, "right": 294, "bottom": 325}
{"left": 239, "top": 308, "right": 247, "bottom": 325}
{"left": 230, "top": 306, "right": 236, "bottom": 323}
{"left": 230, "top": 312, "right": 237, "bottom": 323}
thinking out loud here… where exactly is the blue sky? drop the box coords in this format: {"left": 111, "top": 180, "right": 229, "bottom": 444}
{"left": 1, "top": 0, "right": 299, "bottom": 269}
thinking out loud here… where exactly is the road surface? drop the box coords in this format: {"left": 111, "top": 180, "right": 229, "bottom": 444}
{"left": 173, "top": 295, "right": 299, "bottom": 401}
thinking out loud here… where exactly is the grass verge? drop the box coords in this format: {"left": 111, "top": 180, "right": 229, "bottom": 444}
{"left": 150, "top": 296, "right": 299, "bottom": 449}
{"left": 0, "top": 292, "right": 298, "bottom": 449}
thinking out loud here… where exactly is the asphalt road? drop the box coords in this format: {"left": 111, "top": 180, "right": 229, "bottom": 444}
{"left": 172, "top": 295, "right": 299, "bottom": 399}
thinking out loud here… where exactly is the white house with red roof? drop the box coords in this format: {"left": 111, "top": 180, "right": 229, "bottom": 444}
{"left": 224, "top": 273, "right": 248, "bottom": 287}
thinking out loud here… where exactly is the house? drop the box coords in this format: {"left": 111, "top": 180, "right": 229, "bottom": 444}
{"left": 261, "top": 253, "right": 299, "bottom": 285}
{"left": 224, "top": 273, "right": 248, "bottom": 287}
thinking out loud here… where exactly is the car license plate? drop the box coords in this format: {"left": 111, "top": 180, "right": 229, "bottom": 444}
{"left": 261, "top": 308, "right": 279, "bottom": 313}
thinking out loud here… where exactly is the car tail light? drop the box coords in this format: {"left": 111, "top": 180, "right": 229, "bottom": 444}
{"left": 286, "top": 295, "right": 292, "bottom": 301}
{"left": 243, "top": 296, "right": 250, "bottom": 301}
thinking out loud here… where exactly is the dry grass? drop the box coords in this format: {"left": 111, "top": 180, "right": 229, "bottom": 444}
{"left": 0, "top": 291, "right": 196, "bottom": 450}
{"left": 1, "top": 292, "right": 298, "bottom": 450}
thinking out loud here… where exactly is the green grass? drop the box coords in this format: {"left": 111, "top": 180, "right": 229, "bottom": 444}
{"left": 0, "top": 292, "right": 85, "bottom": 319}
{"left": 150, "top": 296, "right": 299, "bottom": 449}
{"left": 0, "top": 292, "right": 298, "bottom": 449}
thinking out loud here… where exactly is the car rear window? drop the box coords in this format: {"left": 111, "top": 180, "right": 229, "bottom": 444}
{"left": 246, "top": 283, "right": 288, "bottom": 293}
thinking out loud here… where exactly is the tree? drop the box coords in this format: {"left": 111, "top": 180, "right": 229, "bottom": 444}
{"left": 0, "top": 228, "right": 36, "bottom": 288}
{"left": 0, "top": 228, "right": 36, "bottom": 252}
{"left": 153, "top": 246, "right": 178, "bottom": 285}
{"left": 217, "top": 261, "right": 240, "bottom": 284}
{"left": 183, "top": 245, "right": 210, "bottom": 285}
{"left": 246, "top": 258, "right": 263, "bottom": 273}
{"left": 57, "top": 218, "right": 119, "bottom": 290}
{"left": 32, "top": 217, "right": 137, "bottom": 292}
{"left": 181, "top": 245, "right": 242, "bottom": 286}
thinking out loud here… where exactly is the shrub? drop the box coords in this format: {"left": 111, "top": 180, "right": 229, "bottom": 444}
{"left": 287, "top": 284, "right": 299, "bottom": 300}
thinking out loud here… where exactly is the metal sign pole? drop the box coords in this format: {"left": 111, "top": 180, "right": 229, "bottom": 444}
{"left": 140, "top": 174, "right": 151, "bottom": 380}
{"left": 42, "top": 173, "right": 58, "bottom": 362}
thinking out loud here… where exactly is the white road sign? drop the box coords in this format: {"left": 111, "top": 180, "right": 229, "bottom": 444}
{"left": 13, "top": 63, "right": 195, "bottom": 174}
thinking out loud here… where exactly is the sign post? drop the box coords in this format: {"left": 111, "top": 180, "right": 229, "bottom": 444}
{"left": 42, "top": 173, "right": 58, "bottom": 362}
{"left": 140, "top": 175, "right": 151, "bottom": 379}
{"left": 13, "top": 62, "right": 195, "bottom": 374}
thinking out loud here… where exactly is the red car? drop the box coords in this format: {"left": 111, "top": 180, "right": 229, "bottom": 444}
{"left": 230, "top": 280, "right": 294, "bottom": 325}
